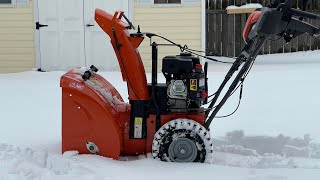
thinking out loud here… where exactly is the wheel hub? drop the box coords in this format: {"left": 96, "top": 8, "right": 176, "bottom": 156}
{"left": 152, "top": 119, "right": 213, "bottom": 163}
{"left": 168, "top": 137, "right": 198, "bottom": 162}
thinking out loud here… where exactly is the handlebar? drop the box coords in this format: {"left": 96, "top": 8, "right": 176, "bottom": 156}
{"left": 270, "top": 0, "right": 310, "bottom": 10}
{"left": 269, "top": 0, "right": 316, "bottom": 20}
{"left": 249, "top": 6, "right": 320, "bottom": 43}
{"left": 290, "top": 8, "right": 320, "bottom": 20}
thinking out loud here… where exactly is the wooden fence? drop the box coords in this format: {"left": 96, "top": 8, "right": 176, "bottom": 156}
{"left": 206, "top": 0, "right": 320, "bottom": 57}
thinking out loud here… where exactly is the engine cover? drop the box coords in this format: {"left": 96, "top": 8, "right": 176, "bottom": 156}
{"left": 161, "top": 53, "right": 207, "bottom": 112}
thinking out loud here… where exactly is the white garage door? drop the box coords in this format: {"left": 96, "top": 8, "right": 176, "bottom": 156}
{"left": 37, "top": 0, "right": 129, "bottom": 71}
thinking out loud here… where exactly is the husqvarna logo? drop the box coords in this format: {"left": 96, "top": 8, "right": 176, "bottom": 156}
{"left": 69, "top": 82, "right": 84, "bottom": 91}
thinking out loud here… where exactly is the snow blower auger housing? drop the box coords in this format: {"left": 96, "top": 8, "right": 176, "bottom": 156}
{"left": 61, "top": 0, "right": 319, "bottom": 163}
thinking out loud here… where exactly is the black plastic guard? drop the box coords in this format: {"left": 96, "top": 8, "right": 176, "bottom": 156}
{"left": 129, "top": 100, "right": 148, "bottom": 139}
{"left": 255, "top": 8, "right": 287, "bottom": 37}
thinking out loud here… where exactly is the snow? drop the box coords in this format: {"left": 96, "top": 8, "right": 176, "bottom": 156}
{"left": 212, "top": 131, "right": 320, "bottom": 168}
{"left": 73, "top": 69, "right": 127, "bottom": 108}
{"left": 207, "top": 53, "right": 320, "bottom": 142}
{"left": 1, "top": 50, "right": 320, "bottom": 179}
{"left": 226, "top": 3, "right": 263, "bottom": 10}
{"left": 1, "top": 143, "right": 320, "bottom": 180}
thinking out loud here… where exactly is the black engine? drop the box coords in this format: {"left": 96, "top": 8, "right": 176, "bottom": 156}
{"left": 149, "top": 53, "right": 208, "bottom": 113}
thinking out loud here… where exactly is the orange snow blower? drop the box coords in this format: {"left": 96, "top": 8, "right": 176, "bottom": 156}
{"left": 61, "top": 0, "right": 318, "bottom": 162}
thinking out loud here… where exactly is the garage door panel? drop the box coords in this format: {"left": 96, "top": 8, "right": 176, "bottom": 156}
{"left": 84, "top": 0, "right": 128, "bottom": 71}
{"left": 38, "top": 0, "right": 127, "bottom": 71}
{"left": 61, "top": 32, "right": 85, "bottom": 69}
{"left": 41, "top": 31, "right": 60, "bottom": 70}
{"left": 38, "top": 0, "right": 85, "bottom": 71}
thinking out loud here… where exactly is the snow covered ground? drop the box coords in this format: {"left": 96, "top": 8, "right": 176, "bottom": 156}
{"left": 1, "top": 50, "right": 320, "bottom": 179}
{"left": 226, "top": 3, "right": 263, "bottom": 10}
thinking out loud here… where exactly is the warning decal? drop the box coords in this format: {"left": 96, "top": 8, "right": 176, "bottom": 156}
{"left": 134, "top": 117, "right": 143, "bottom": 138}
{"left": 190, "top": 79, "right": 197, "bottom": 91}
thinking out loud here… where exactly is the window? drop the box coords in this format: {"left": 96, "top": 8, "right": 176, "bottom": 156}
{"left": 0, "top": 0, "right": 15, "bottom": 6}
{"left": 154, "top": 0, "right": 181, "bottom": 4}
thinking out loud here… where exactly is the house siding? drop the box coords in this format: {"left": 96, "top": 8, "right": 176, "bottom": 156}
{"left": 0, "top": 0, "right": 35, "bottom": 73}
{"left": 133, "top": 0, "right": 202, "bottom": 72}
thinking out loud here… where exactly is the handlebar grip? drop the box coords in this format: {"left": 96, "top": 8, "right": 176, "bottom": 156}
{"left": 268, "top": 0, "right": 285, "bottom": 8}
{"left": 291, "top": 8, "right": 320, "bottom": 20}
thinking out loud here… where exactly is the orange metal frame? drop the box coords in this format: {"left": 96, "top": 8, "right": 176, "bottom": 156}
{"left": 95, "top": 9, "right": 150, "bottom": 101}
